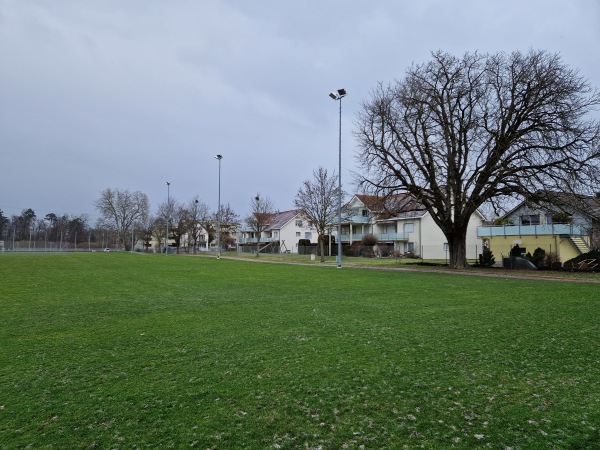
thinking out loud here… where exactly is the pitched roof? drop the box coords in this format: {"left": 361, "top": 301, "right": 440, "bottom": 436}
{"left": 265, "top": 209, "right": 301, "bottom": 230}
{"left": 352, "top": 193, "right": 427, "bottom": 219}
{"left": 505, "top": 191, "right": 600, "bottom": 219}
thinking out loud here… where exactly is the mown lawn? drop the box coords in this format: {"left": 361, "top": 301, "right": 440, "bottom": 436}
{"left": 1, "top": 253, "right": 599, "bottom": 449}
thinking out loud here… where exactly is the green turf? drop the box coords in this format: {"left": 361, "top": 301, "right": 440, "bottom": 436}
{"left": 1, "top": 253, "right": 599, "bottom": 448}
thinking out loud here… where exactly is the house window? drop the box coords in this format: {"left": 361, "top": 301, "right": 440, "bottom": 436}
{"left": 295, "top": 219, "right": 303, "bottom": 227}
{"left": 273, "top": 231, "right": 279, "bottom": 238}
{"left": 521, "top": 215, "right": 540, "bottom": 226}
{"left": 407, "top": 242, "right": 415, "bottom": 253}
{"left": 305, "top": 232, "right": 312, "bottom": 239}
{"left": 404, "top": 223, "right": 414, "bottom": 233}
{"left": 296, "top": 232, "right": 301, "bottom": 237}
{"left": 362, "top": 209, "right": 369, "bottom": 217}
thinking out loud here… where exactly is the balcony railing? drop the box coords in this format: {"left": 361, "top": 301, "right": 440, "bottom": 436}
{"left": 239, "top": 237, "right": 277, "bottom": 244}
{"left": 342, "top": 216, "right": 373, "bottom": 224}
{"left": 477, "top": 223, "right": 587, "bottom": 238}
{"left": 340, "top": 232, "right": 408, "bottom": 242}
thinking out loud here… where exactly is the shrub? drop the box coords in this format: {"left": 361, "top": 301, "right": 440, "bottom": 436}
{"left": 531, "top": 247, "right": 546, "bottom": 267}
{"left": 361, "top": 234, "right": 378, "bottom": 246}
{"left": 509, "top": 244, "right": 522, "bottom": 257}
{"left": 480, "top": 247, "right": 495, "bottom": 266}
{"left": 544, "top": 252, "right": 562, "bottom": 270}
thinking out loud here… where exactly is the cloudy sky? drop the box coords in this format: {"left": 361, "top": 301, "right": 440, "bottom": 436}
{"left": 1, "top": 0, "right": 599, "bottom": 223}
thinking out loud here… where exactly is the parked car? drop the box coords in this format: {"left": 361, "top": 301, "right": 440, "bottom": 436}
{"left": 103, "top": 248, "right": 111, "bottom": 252}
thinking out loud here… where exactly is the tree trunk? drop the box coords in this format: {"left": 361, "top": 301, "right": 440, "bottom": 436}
{"left": 447, "top": 226, "right": 469, "bottom": 269}
{"left": 319, "top": 235, "right": 325, "bottom": 263}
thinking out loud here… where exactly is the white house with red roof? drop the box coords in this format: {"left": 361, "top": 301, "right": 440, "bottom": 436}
{"left": 238, "top": 209, "right": 319, "bottom": 253}
{"left": 342, "top": 194, "right": 485, "bottom": 260}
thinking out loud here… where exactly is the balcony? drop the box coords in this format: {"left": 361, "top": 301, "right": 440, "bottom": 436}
{"left": 342, "top": 215, "right": 373, "bottom": 224}
{"left": 478, "top": 223, "right": 587, "bottom": 238}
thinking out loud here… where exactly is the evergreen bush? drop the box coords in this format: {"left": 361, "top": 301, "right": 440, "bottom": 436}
{"left": 480, "top": 247, "right": 495, "bottom": 266}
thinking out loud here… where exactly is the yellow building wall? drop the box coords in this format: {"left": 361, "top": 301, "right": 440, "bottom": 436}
{"left": 486, "top": 234, "right": 580, "bottom": 264}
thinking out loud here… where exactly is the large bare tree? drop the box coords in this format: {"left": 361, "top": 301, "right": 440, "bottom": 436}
{"left": 136, "top": 213, "right": 156, "bottom": 251}
{"left": 150, "top": 216, "right": 166, "bottom": 252}
{"left": 294, "top": 167, "right": 341, "bottom": 262}
{"left": 246, "top": 193, "right": 275, "bottom": 257}
{"left": 356, "top": 50, "right": 600, "bottom": 268}
{"left": 213, "top": 203, "right": 240, "bottom": 251}
{"left": 95, "top": 188, "right": 149, "bottom": 250}
{"left": 157, "top": 199, "right": 188, "bottom": 253}
{"left": 197, "top": 202, "right": 215, "bottom": 250}
{"left": 186, "top": 196, "right": 210, "bottom": 253}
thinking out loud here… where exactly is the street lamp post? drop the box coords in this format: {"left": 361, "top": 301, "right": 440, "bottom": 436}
{"left": 165, "top": 181, "right": 170, "bottom": 255}
{"left": 215, "top": 154, "right": 222, "bottom": 259}
{"left": 329, "top": 88, "right": 347, "bottom": 268}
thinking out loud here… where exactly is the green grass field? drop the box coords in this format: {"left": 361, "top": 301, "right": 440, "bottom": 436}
{"left": 1, "top": 253, "right": 599, "bottom": 449}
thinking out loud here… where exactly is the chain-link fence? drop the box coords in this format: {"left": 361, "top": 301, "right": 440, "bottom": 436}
{"left": 0, "top": 239, "right": 107, "bottom": 252}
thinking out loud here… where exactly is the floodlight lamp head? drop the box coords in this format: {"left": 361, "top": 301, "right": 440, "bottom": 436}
{"left": 215, "top": 154, "right": 222, "bottom": 160}
{"left": 329, "top": 89, "right": 347, "bottom": 100}
{"left": 166, "top": 181, "right": 170, "bottom": 186}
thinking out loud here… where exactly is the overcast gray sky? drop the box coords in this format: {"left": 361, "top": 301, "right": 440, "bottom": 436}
{"left": 1, "top": 0, "right": 599, "bottom": 223}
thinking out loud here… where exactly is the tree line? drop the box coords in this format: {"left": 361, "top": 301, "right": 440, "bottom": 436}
{"left": 0, "top": 208, "right": 91, "bottom": 247}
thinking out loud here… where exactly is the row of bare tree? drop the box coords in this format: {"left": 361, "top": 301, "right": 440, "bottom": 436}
{"left": 1, "top": 164, "right": 340, "bottom": 255}
{"left": 92, "top": 166, "right": 341, "bottom": 255}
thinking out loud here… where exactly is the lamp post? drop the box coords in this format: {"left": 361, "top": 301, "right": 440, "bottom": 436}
{"left": 215, "top": 154, "right": 222, "bottom": 259}
{"left": 165, "top": 181, "right": 170, "bottom": 255}
{"left": 329, "top": 88, "right": 347, "bottom": 268}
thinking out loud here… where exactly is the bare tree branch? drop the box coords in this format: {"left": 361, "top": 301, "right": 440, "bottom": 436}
{"left": 246, "top": 194, "right": 275, "bottom": 257}
{"left": 95, "top": 188, "right": 149, "bottom": 250}
{"left": 294, "top": 167, "right": 341, "bottom": 262}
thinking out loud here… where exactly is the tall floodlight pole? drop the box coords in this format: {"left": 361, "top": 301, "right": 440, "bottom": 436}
{"left": 329, "top": 88, "right": 347, "bottom": 268}
{"left": 165, "top": 181, "right": 170, "bottom": 255}
{"left": 215, "top": 154, "right": 222, "bottom": 259}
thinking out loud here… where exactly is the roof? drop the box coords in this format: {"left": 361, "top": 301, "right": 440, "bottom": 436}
{"left": 505, "top": 191, "right": 600, "bottom": 219}
{"left": 265, "top": 209, "right": 301, "bottom": 231}
{"left": 350, "top": 193, "right": 427, "bottom": 220}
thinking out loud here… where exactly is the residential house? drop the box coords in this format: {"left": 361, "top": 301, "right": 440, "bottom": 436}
{"left": 238, "top": 209, "right": 319, "bottom": 254}
{"left": 478, "top": 192, "right": 600, "bottom": 263}
{"left": 179, "top": 225, "right": 210, "bottom": 251}
{"left": 342, "top": 194, "right": 485, "bottom": 260}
